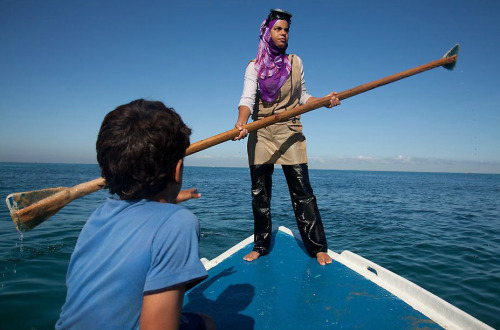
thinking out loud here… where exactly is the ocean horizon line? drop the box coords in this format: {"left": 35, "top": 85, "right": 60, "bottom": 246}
{"left": 1, "top": 161, "right": 498, "bottom": 176}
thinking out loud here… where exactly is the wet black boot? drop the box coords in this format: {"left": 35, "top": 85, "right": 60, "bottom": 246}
{"left": 250, "top": 164, "right": 274, "bottom": 255}
{"left": 282, "top": 164, "right": 328, "bottom": 257}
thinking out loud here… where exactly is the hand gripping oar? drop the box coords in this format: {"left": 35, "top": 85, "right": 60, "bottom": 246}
{"left": 6, "top": 44, "right": 459, "bottom": 232}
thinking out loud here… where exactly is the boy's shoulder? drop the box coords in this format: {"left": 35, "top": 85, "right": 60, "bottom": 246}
{"left": 85, "top": 198, "right": 197, "bottom": 238}
{"left": 141, "top": 201, "right": 197, "bottom": 227}
{"left": 101, "top": 197, "right": 186, "bottom": 214}
{"left": 139, "top": 200, "right": 195, "bottom": 222}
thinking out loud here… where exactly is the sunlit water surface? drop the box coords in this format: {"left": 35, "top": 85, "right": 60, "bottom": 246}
{"left": 0, "top": 163, "right": 498, "bottom": 329}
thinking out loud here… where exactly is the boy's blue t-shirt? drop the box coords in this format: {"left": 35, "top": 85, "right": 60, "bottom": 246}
{"left": 56, "top": 198, "right": 208, "bottom": 329}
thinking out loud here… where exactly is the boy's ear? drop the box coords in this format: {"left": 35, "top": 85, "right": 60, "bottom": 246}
{"left": 173, "top": 159, "right": 183, "bottom": 184}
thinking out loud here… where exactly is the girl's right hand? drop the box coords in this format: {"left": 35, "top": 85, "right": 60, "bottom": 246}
{"left": 233, "top": 122, "right": 248, "bottom": 140}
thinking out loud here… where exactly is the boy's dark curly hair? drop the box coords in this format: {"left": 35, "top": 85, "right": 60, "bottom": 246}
{"left": 96, "top": 99, "right": 191, "bottom": 200}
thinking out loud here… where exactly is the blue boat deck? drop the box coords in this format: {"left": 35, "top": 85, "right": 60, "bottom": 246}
{"left": 183, "top": 227, "right": 451, "bottom": 329}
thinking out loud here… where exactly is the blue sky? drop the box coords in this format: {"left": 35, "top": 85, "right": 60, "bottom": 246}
{"left": 1, "top": 0, "right": 499, "bottom": 173}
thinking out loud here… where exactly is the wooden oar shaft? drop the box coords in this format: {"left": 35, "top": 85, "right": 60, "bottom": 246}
{"left": 186, "top": 55, "right": 457, "bottom": 155}
{"left": 338, "top": 55, "right": 457, "bottom": 100}
{"left": 7, "top": 51, "right": 457, "bottom": 231}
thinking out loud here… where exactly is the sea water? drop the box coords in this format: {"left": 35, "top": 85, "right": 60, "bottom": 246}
{"left": 0, "top": 163, "right": 499, "bottom": 329}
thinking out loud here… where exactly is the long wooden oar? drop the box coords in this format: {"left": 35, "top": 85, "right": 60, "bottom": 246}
{"left": 6, "top": 44, "right": 459, "bottom": 232}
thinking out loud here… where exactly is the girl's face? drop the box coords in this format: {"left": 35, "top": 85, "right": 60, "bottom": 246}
{"left": 270, "top": 20, "right": 289, "bottom": 48}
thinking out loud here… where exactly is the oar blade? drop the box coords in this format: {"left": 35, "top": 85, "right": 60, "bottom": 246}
{"left": 6, "top": 177, "right": 106, "bottom": 232}
{"left": 6, "top": 187, "right": 66, "bottom": 231}
{"left": 443, "top": 44, "right": 460, "bottom": 70}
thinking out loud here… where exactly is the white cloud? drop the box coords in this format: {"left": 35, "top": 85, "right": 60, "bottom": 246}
{"left": 308, "top": 156, "right": 325, "bottom": 164}
{"left": 190, "top": 155, "right": 215, "bottom": 160}
{"left": 395, "top": 155, "right": 413, "bottom": 164}
{"left": 182, "top": 153, "right": 500, "bottom": 174}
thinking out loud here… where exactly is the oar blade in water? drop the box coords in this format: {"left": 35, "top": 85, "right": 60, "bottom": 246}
{"left": 6, "top": 187, "right": 66, "bottom": 231}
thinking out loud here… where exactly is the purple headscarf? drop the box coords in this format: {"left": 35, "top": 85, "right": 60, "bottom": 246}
{"left": 255, "top": 19, "right": 292, "bottom": 103}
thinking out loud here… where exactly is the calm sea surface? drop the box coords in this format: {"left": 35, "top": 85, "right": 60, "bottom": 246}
{"left": 0, "top": 163, "right": 499, "bottom": 329}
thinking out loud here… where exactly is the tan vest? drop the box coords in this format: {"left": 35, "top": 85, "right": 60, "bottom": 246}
{"left": 247, "top": 55, "right": 308, "bottom": 165}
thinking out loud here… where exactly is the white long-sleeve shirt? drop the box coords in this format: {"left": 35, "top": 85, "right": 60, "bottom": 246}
{"left": 238, "top": 55, "right": 312, "bottom": 114}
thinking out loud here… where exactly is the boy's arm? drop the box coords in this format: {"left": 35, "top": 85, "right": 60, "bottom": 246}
{"left": 140, "top": 284, "right": 185, "bottom": 330}
{"left": 175, "top": 188, "right": 201, "bottom": 203}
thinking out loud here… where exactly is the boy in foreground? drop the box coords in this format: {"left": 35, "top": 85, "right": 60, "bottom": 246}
{"left": 56, "top": 99, "right": 214, "bottom": 329}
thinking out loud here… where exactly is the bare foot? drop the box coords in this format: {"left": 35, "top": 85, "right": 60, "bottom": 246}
{"left": 316, "top": 252, "right": 332, "bottom": 266}
{"left": 243, "top": 251, "right": 261, "bottom": 262}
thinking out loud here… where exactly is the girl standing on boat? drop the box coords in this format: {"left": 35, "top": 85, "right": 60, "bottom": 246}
{"left": 234, "top": 9, "right": 340, "bottom": 265}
